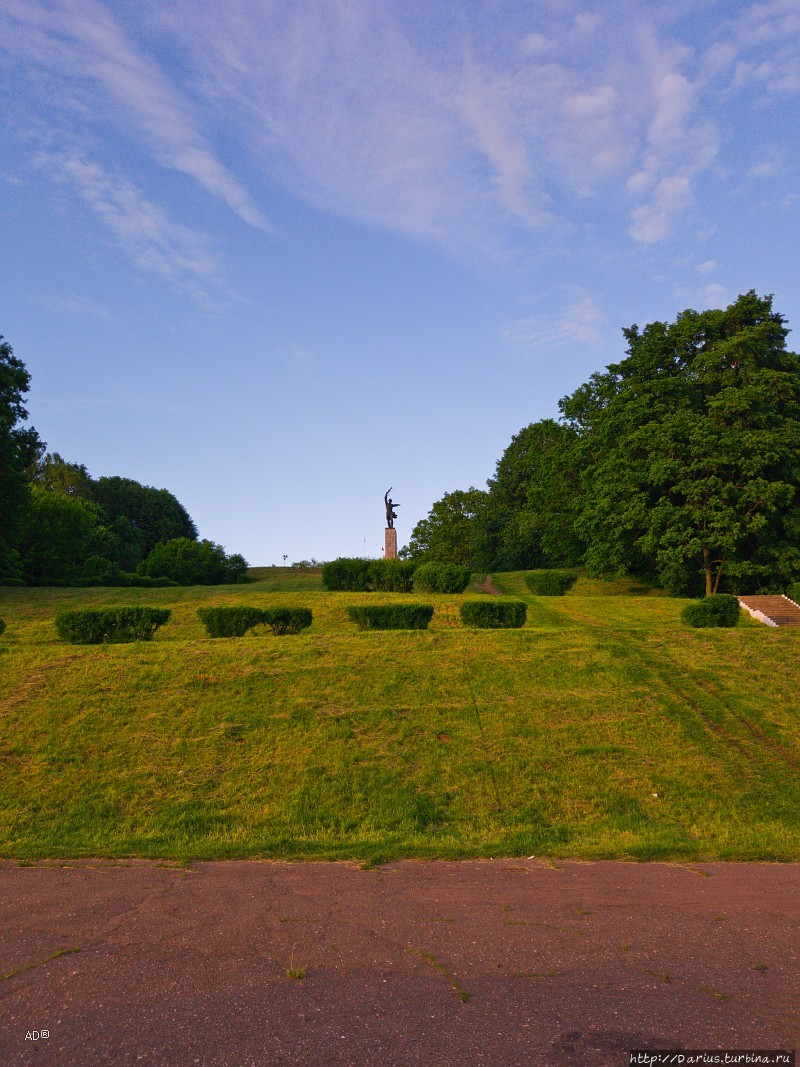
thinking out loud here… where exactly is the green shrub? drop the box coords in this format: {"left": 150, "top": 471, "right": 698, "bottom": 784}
{"left": 787, "top": 583, "right": 800, "bottom": 606}
{"left": 0, "top": 618, "right": 5, "bottom": 639}
{"left": 197, "top": 607, "right": 266, "bottom": 638}
{"left": 681, "top": 594, "right": 740, "bottom": 628}
{"left": 413, "top": 562, "right": 471, "bottom": 594}
{"left": 368, "top": 558, "right": 416, "bottom": 592}
{"left": 322, "top": 558, "right": 373, "bottom": 591}
{"left": 460, "top": 600, "right": 527, "bottom": 628}
{"left": 139, "top": 538, "right": 248, "bottom": 585}
{"left": 261, "top": 607, "right": 313, "bottom": 635}
{"left": 346, "top": 604, "right": 434, "bottom": 630}
{"left": 55, "top": 607, "right": 171, "bottom": 644}
{"left": 525, "top": 570, "right": 578, "bottom": 596}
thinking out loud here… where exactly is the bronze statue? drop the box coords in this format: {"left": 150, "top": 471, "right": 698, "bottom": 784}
{"left": 384, "top": 488, "right": 400, "bottom": 529}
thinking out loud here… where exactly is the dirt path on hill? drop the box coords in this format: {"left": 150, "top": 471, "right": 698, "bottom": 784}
{"left": 479, "top": 574, "right": 503, "bottom": 595}
{"left": 1, "top": 859, "right": 797, "bottom": 1066}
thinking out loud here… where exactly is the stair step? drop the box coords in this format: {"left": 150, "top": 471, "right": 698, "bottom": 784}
{"left": 738, "top": 595, "right": 800, "bottom": 628}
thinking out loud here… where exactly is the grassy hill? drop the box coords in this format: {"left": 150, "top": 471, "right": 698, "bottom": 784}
{"left": 1, "top": 570, "right": 798, "bottom": 863}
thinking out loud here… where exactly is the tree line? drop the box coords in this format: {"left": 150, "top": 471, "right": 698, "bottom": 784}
{"left": 0, "top": 337, "right": 246, "bottom": 586}
{"left": 404, "top": 292, "right": 800, "bottom": 596}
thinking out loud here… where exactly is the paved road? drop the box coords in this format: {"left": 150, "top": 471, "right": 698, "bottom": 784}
{"left": 1, "top": 860, "right": 797, "bottom": 1066}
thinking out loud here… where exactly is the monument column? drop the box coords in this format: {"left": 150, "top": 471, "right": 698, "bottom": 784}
{"left": 384, "top": 487, "right": 400, "bottom": 559}
{"left": 384, "top": 527, "right": 397, "bottom": 559}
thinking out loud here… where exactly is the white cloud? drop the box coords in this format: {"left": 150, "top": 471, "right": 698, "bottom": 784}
{"left": 1, "top": 0, "right": 268, "bottom": 230}
{"left": 40, "top": 152, "right": 219, "bottom": 284}
{"left": 504, "top": 292, "right": 606, "bottom": 360}
{"left": 3, "top": 0, "right": 795, "bottom": 262}
{"left": 696, "top": 260, "right": 716, "bottom": 274}
{"left": 629, "top": 175, "right": 693, "bottom": 243}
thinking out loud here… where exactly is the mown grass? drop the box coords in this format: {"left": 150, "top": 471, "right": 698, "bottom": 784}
{"left": 0, "top": 572, "right": 798, "bottom": 863}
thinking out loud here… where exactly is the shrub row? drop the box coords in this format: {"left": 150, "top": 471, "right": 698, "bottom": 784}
{"left": 197, "top": 606, "right": 313, "bottom": 637}
{"left": 525, "top": 570, "right": 578, "bottom": 596}
{"left": 681, "top": 594, "right": 740, "bottom": 628}
{"left": 413, "top": 562, "right": 471, "bottom": 593}
{"left": 369, "top": 558, "right": 416, "bottom": 592}
{"left": 323, "top": 557, "right": 474, "bottom": 594}
{"left": 345, "top": 604, "right": 435, "bottom": 631}
{"left": 55, "top": 607, "right": 172, "bottom": 644}
{"left": 459, "top": 600, "right": 527, "bottom": 628}
{"left": 322, "top": 558, "right": 418, "bottom": 592}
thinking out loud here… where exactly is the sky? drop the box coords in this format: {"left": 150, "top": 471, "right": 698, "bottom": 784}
{"left": 2, "top": 0, "right": 799, "bottom": 565}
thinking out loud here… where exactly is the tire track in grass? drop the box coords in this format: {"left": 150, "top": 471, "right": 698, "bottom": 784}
{"left": 460, "top": 643, "right": 504, "bottom": 816}
{"left": 606, "top": 636, "right": 800, "bottom": 781}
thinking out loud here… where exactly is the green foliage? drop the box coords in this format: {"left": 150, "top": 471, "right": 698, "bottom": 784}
{"left": 681, "top": 594, "right": 741, "bottom": 628}
{"left": 459, "top": 599, "right": 527, "bottom": 628}
{"left": 197, "top": 606, "right": 313, "bottom": 637}
{"left": 139, "top": 538, "right": 248, "bottom": 585}
{"left": 368, "top": 558, "right": 416, "bottom": 592}
{"left": 404, "top": 488, "right": 488, "bottom": 568}
{"left": 91, "top": 476, "right": 197, "bottom": 560}
{"left": 17, "top": 487, "right": 112, "bottom": 585}
{"left": 261, "top": 607, "right": 313, "bottom": 635}
{"left": 525, "top": 570, "right": 578, "bottom": 596}
{"left": 0, "top": 336, "right": 40, "bottom": 570}
{"left": 55, "top": 607, "right": 171, "bottom": 644}
{"left": 476, "top": 420, "right": 585, "bottom": 571}
{"left": 0, "top": 617, "right": 5, "bottom": 638}
{"left": 322, "top": 558, "right": 373, "bottom": 591}
{"left": 345, "top": 603, "right": 434, "bottom": 630}
{"left": 197, "top": 606, "right": 267, "bottom": 638}
{"left": 413, "top": 562, "right": 471, "bottom": 593}
{"left": 561, "top": 292, "right": 800, "bottom": 596}
{"left": 33, "top": 452, "right": 93, "bottom": 499}
{"left": 785, "top": 583, "right": 800, "bottom": 606}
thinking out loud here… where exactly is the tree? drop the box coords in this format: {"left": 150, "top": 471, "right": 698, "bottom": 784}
{"left": 404, "top": 488, "right": 487, "bottom": 569}
{"left": 17, "top": 487, "right": 113, "bottom": 585}
{"left": 560, "top": 292, "right": 800, "bottom": 595}
{"left": 138, "top": 538, "right": 248, "bottom": 585}
{"left": 33, "top": 452, "right": 93, "bottom": 499}
{"left": 91, "top": 476, "right": 197, "bottom": 561}
{"left": 0, "top": 336, "right": 42, "bottom": 582}
{"left": 476, "top": 419, "right": 585, "bottom": 571}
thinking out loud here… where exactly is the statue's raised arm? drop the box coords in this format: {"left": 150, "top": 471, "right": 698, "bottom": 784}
{"left": 384, "top": 487, "right": 400, "bottom": 529}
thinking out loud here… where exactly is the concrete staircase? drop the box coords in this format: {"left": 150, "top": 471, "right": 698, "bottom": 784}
{"left": 738, "top": 595, "right": 800, "bottom": 628}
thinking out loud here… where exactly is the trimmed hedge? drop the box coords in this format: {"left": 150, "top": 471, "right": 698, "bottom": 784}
{"left": 369, "top": 558, "right": 416, "bottom": 592}
{"left": 346, "top": 604, "right": 434, "bottom": 631}
{"left": 0, "top": 618, "right": 5, "bottom": 639}
{"left": 787, "top": 583, "right": 800, "bottom": 606}
{"left": 55, "top": 607, "right": 171, "bottom": 644}
{"left": 681, "top": 594, "right": 740, "bottom": 628}
{"left": 460, "top": 600, "right": 527, "bottom": 629}
{"left": 525, "top": 570, "right": 578, "bottom": 596}
{"left": 197, "top": 606, "right": 266, "bottom": 638}
{"left": 323, "top": 558, "right": 373, "bottom": 591}
{"left": 261, "top": 607, "right": 313, "bottom": 635}
{"left": 413, "top": 562, "right": 471, "bottom": 594}
{"left": 197, "top": 606, "right": 313, "bottom": 637}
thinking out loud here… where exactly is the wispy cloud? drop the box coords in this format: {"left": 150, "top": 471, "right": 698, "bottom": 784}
{"left": 39, "top": 152, "right": 219, "bottom": 284}
{"left": 3, "top": 0, "right": 797, "bottom": 262}
{"left": 503, "top": 291, "right": 607, "bottom": 361}
{"left": 2, "top": 0, "right": 268, "bottom": 230}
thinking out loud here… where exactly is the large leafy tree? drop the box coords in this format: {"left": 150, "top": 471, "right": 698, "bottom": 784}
{"left": 0, "top": 336, "right": 42, "bottom": 582}
{"left": 404, "top": 488, "right": 487, "bottom": 569}
{"left": 560, "top": 291, "right": 800, "bottom": 595}
{"left": 476, "top": 419, "right": 585, "bottom": 571}
{"left": 91, "top": 476, "right": 197, "bottom": 560}
{"left": 17, "top": 487, "right": 114, "bottom": 585}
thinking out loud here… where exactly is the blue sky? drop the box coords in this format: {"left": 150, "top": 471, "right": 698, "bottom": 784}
{"left": 2, "top": 0, "right": 799, "bottom": 564}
